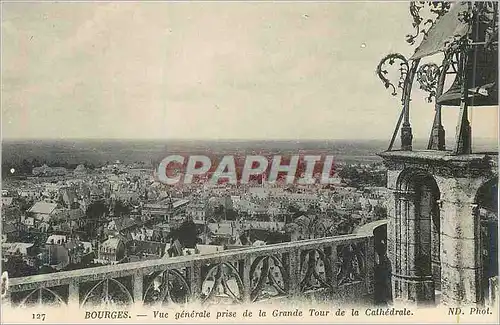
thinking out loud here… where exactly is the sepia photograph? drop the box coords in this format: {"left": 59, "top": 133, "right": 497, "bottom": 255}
{"left": 0, "top": 1, "right": 498, "bottom": 324}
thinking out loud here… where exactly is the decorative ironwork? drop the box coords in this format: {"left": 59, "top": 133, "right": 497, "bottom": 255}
{"left": 443, "top": 33, "right": 471, "bottom": 58}
{"left": 376, "top": 53, "right": 410, "bottom": 99}
{"left": 336, "top": 243, "right": 366, "bottom": 286}
{"left": 445, "top": 3, "right": 498, "bottom": 54}
{"left": 81, "top": 278, "right": 133, "bottom": 307}
{"left": 456, "top": 2, "right": 475, "bottom": 25}
{"left": 300, "top": 249, "right": 331, "bottom": 292}
{"left": 19, "top": 287, "right": 65, "bottom": 307}
{"left": 201, "top": 263, "right": 244, "bottom": 304}
{"left": 143, "top": 269, "right": 191, "bottom": 306}
{"left": 250, "top": 255, "right": 287, "bottom": 301}
{"left": 407, "top": 1, "right": 452, "bottom": 45}
{"left": 416, "top": 63, "right": 442, "bottom": 102}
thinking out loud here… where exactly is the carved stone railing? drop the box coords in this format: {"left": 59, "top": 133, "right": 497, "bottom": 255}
{"left": 4, "top": 233, "right": 377, "bottom": 308}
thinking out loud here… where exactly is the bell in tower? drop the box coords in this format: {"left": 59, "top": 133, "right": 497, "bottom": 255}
{"left": 437, "top": 3, "right": 498, "bottom": 108}
{"left": 437, "top": 46, "right": 498, "bottom": 107}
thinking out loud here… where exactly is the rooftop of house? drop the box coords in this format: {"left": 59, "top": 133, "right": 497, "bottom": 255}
{"left": 28, "top": 202, "right": 58, "bottom": 215}
{"left": 128, "top": 254, "right": 161, "bottom": 262}
{"left": 111, "top": 217, "right": 140, "bottom": 232}
{"left": 2, "top": 242, "right": 34, "bottom": 254}
{"left": 197, "top": 244, "right": 224, "bottom": 254}
{"left": 101, "top": 237, "right": 122, "bottom": 251}
{"left": 1, "top": 197, "right": 14, "bottom": 207}
{"left": 2, "top": 223, "right": 17, "bottom": 233}
{"left": 208, "top": 222, "right": 237, "bottom": 236}
{"left": 242, "top": 221, "right": 285, "bottom": 230}
{"left": 46, "top": 234, "right": 68, "bottom": 245}
{"left": 173, "top": 199, "right": 190, "bottom": 208}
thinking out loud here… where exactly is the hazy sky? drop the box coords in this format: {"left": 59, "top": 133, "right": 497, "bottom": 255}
{"left": 2, "top": 1, "right": 498, "bottom": 140}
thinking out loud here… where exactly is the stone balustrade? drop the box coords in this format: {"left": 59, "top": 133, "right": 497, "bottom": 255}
{"left": 4, "top": 232, "right": 379, "bottom": 308}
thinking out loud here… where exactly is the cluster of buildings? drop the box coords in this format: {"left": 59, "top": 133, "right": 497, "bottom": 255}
{"left": 1, "top": 160, "right": 388, "bottom": 278}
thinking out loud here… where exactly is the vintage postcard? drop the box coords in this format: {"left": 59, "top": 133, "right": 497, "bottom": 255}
{"left": 1, "top": 1, "right": 498, "bottom": 324}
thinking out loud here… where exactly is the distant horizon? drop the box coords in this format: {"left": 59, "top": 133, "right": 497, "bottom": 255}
{"left": 2, "top": 135, "right": 497, "bottom": 169}
{"left": 2, "top": 136, "right": 498, "bottom": 143}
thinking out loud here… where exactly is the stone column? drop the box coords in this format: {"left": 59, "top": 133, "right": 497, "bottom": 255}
{"left": 132, "top": 272, "right": 143, "bottom": 306}
{"left": 239, "top": 257, "right": 252, "bottom": 303}
{"left": 288, "top": 248, "right": 301, "bottom": 298}
{"left": 488, "top": 277, "right": 498, "bottom": 307}
{"left": 386, "top": 188, "right": 399, "bottom": 303}
{"left": 431, "top": 202, "right": 441, "bottom": 292}
{"left": 2, "top": 290, "right": 12, "bottom": 309}
{"left": 365, "top": 237, "right": 376, "bottom": 296}
{"left": 329, "top": 244, "right": 339, "bottom": 292}
{"left": 386, "top": 189, "right": 396, "bottom": 268}
{"left": 190, "top": 261, "right": 203, "bottom": 303}
{"left": 68, "top": 280, "right": 80, "bottom": 309}
{"left": 439, "top": 196, "right": 483, "bottom": 306}
{"left": 390, "top": 189, "right": 434, "bottom": 305}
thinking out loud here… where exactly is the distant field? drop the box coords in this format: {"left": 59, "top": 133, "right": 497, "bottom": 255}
{"left": 1, "top": 138, "right": 497, "bottom": 167}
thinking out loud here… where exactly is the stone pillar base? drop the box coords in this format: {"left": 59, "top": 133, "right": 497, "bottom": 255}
{"left": 401, "top": 125, "right": 413, "bottom": 151}
{"left": 392, "top": 274, "right": 435, "bottom": 306}
{"left": 429, "top": 125, "right": 445, "bottom": 150}
{"left": 440, "top": 265, "right": 483, "bottom": 306}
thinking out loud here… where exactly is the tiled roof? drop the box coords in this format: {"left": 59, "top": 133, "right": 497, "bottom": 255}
{"left": 101, "top": 237, "right": 122, "bottom": 250}
{"left": 114, "top": 217, "right": 139, "bottom": 231}
{"left": 2, "top": 242, "right": 34, "bottom": 254}
{"left": 173, "top": 199, "right": 190, "bottom": 208}
{"left": 28, "top": 202, "right": 58, "bottom": 215}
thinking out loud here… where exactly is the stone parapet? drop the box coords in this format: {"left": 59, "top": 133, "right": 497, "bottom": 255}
{"left": 5, "top": 230, "right": 382, "bottom": 308}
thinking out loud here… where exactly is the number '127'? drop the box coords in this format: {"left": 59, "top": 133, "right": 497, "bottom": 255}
{"left": 32, "top": 313, "right": 46, "bottom": 321}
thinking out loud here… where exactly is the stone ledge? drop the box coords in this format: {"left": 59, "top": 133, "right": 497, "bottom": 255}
{"left": 379, "top": 150, "right": 497, "bottom": 162}
{"left": 8, "top": 233, "right": 372, "bottom": 292}
{"left": 379, "top": 150, "right": 498, "bottom": 178}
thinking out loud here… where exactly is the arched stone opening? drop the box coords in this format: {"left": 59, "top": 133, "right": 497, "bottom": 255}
{"left": 392, "top": 169, "right": 441, "bottom": 305}
{"left": 475, "top": 177, "right": 498, "bottom": 305}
